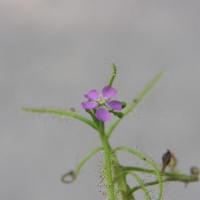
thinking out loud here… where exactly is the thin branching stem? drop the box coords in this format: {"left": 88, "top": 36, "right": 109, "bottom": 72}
{"left": 61, "top": 147, "right": 103, "bottom": 183}
{"left": 122, "top": 166, "right": 198, "bottom": 181}
{"left": 130, "top": 175, "right": 198, "bottom": 194}
{"left": 106, "top": 70, "right": 164, "bottom": 138}
{"left": 114, "top": 146, "right": 163, "bottom": 200}
{"left": 128, "top": 171, "right": 152, "bottom": 200}
{"left": 122, "top": 166, "right": 198, "bottom": 195}
{"left": 74, "top": 147, "right": 103, "bottom": 177}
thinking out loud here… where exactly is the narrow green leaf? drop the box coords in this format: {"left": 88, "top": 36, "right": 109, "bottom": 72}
{"left": 106, "top": 70, "right": 164, "bottom": 138}
{"left": 22, "top": 107, "right": 97, "bottom": 130}
{"left": 128, "top": 171, "right": 151, "bottom": 200}
{"left": 114, "top": 147, "right": 163, "bottom": 200}
{"left": 108, "top": 63, "right": 117, "bottom": 86}
{"left": 61, "top": 147, "right": 103, "bottom": 183}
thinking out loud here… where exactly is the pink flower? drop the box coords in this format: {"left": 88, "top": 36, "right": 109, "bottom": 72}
{"left": 81, "top": 86, "right": 122, "bottom": 122}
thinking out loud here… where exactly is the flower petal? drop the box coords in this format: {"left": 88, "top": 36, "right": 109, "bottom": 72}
{"left": 81, "top": 101, "right": 98, "bottom": 109}
{"left": 102, "top": 86, "right": 117, "bottom": 99}
{"left": 84, "top": 90, "right": 100, "bottom": 100}
{"left": 96, "top": 107, "right": 110, "bottom": 121}
{"left": 106, "top": 100, "right": 122, "bottom": 111}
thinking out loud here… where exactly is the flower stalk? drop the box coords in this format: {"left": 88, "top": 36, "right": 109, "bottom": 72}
{"left": 98, "top": 122, "right": 115, "bottom": 200}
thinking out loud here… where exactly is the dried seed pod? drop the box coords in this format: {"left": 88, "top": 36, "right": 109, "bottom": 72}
{"left": 162, "top": 150, "right": 172, "bottom": 172}
{"left": 190, "top": 166, "right": 199, "bottom": 176}
{"left": 162, "top": 150, "right": 177, "bottom": 172}
{"left": 168, "top": 152, "right": 177, "bottom": 172}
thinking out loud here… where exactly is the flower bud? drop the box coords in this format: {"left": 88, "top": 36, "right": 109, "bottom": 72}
{"left": 121, "top": 101, "right": 127, "bottom": 109}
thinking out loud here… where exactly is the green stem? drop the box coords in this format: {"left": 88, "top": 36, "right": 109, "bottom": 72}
{"left": 61, "top": 147, "right": 103, "bottom": 183}
{"left": 106, "top": 70, "right": 164, "bottom": 138}
{"left": 74, "top": 147, "right": 103, "bottom": 177}
{"left": 122, "top": 166, "right": 157, "bottom": 174}
{"left": 110, "top": 155, "right": 135, "bottom": 200}
{"left": 128, "top": 171, "right": 151, "bottom": 200}
{"left": 98, "top": 122, "right": 115, "bottom": 200}
{"left": 130, "top": 175, "right": 198, "bottom": 194}
{"left": 122, "top": 166, "right": 198, "bottom": 195}
{"left": 114, "top": 147, "right": 163, "bottom": 200}
{"left": 122, "top": 166, "right": 199, "bottom": 181}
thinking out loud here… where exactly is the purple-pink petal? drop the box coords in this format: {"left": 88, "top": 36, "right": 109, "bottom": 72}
{"left": 84, "top": 90, "right": 100, "bottom": 100}
{"left": 96, "top": 107, "right": 110, "bottom": 121}
{"left": 106, "top": 100, "right": 122, "bottom": 111}
{"left": 81, "top": 101, "right": 98, "bottom": 109}
{"left": 102, "top": 86, "right": 117, "bottom": 99}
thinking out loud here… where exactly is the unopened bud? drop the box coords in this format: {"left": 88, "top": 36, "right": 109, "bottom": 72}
{"left": 116, "top": 112, "right": 123, "bottom": 118}
{"left": 121, "top": 101, "right": 127, "bottom": 109}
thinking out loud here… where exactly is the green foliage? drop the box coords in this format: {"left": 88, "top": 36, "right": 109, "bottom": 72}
{"left": 22, "top": 64, "right": 198, "bottom": 200}
{"left": 22, "top": 107, "right": 97, "bottom": 130}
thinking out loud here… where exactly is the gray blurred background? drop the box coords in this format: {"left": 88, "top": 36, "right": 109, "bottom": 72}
{"left": 1, "top": 0, "right": 200, "bottom": 199}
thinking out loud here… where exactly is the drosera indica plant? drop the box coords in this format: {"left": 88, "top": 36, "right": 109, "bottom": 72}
{"left": 22, "top": 63, "right": 199, "bottom": 200}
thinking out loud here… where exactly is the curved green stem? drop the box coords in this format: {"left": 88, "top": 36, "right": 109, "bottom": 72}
{"left": 106, "top": 70, "right": 164, "bottom": 138}
{"left": 22, "top": 107, "right": 97, "bottom": 130}
{"left": 130, "top": 175, "right": 198, "bottom": 194}
{"left": 122, "top": 166, "right": 198, "bottom": 194}
{"left": 122, "top": 166, "right": 156, "bottom": 174}
{"left": 128, "top": 171, "right": 151, "bottom": 200}
{"left": 130, "top": 180, "right": 167, "bottom": 194}
{"left": 114, "top": 146, "right": 163, "bottom": 200}
{"left": 61, "top": 147, "right": 103, "bottom": 183}
{"left": 74, "top": 147, "right": 103, "bottom": 177}
{"left": 122, "top": 166, "right": 199, "bottom": 180}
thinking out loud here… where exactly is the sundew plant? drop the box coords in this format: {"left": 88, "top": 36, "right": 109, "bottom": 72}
{"left": 23, "top": 64, "right": 199, "bottom": 200}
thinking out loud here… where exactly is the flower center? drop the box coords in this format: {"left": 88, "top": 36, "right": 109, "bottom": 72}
{"left": 98, "top": 95, "right": 106, "bottom": 106}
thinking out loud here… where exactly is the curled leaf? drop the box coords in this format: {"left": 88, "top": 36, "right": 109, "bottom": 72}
{"left": 61, "top": 170, "right": 76, "bottom": 183}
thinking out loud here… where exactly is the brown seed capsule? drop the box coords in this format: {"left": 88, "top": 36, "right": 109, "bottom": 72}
{"left": 190, "top": 166, "right": 199, "bottom": 176}
{"left": 162, "top": 150, "right": 172, "bottom": 172}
